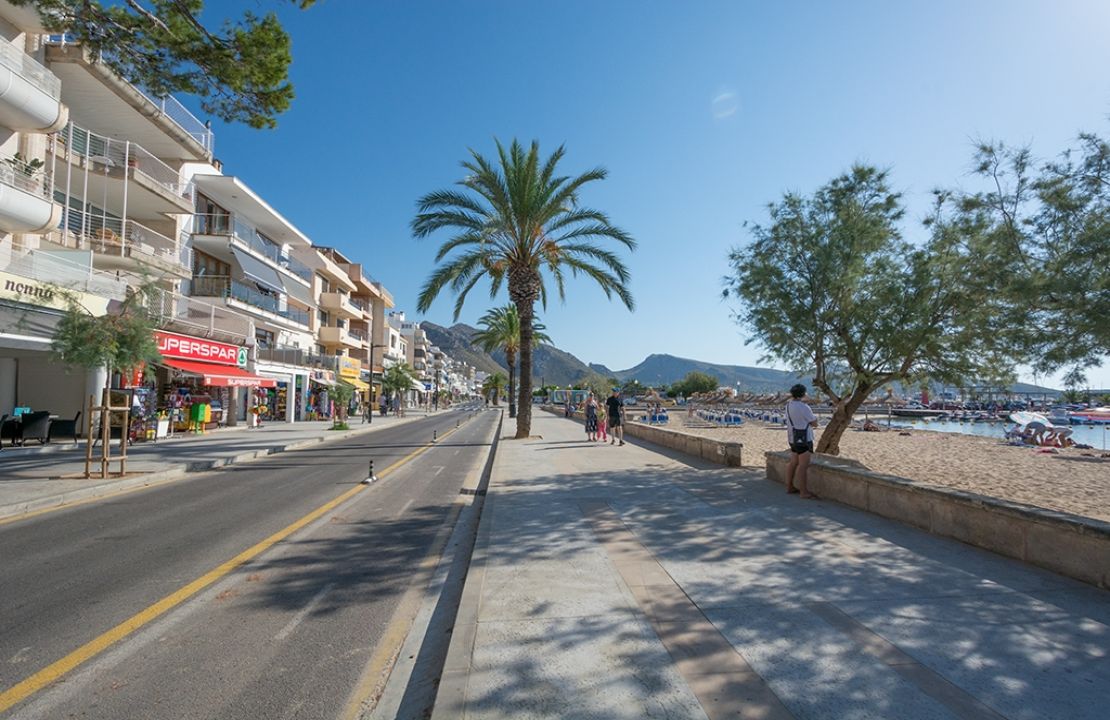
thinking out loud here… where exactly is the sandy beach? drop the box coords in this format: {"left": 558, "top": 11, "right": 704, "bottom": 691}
{"left": 672, "top": 414, "right": 1110, "bottom": 523}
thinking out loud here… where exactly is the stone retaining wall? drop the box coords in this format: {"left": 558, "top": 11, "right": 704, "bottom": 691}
{"left": 540, "top": 406, "right": 744, "bottom": 467}
{"left": 766, "top": 451, "right": 1110, "bottom": 589}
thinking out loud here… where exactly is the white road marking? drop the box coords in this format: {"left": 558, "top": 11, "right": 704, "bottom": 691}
{"left": 433, "top": 467, "right": 444, "bottom": 476}
{"left": 274, "top": 583, "right": 334, "bottom": 641}
{"left": 8, "top": 647, "right": 31, "bottom": 664}
{"left": 396, "top": 499, "right": 415, "bottom": 518}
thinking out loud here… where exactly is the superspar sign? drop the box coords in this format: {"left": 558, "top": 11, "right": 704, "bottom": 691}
{"left": 156, "top": 331, "right": 248, "bottom": 367}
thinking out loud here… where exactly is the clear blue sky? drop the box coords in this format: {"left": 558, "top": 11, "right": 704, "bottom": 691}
{"left": 202, "top": 0, "right": 1110, "bottom": 388}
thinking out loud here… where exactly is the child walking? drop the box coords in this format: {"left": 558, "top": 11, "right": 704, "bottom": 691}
{"left": 597, "top": 404, "right": 608, "bottom": 442}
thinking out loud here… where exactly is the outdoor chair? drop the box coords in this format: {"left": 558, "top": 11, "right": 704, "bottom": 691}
{"left": 0, "top": 414, "right": 19, "bottom": 447}
{"left": 19, "top": 411, "right": 51, "bottom": 445}
{"left": 48, "top": 411, "right": 82, "bottom": 446}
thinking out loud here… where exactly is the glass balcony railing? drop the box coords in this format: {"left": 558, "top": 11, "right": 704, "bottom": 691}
{"left": 194, "top": 212, "right": 312, "bottom": 281}
{"left": 190, "top": 275, "right": 310, "bottom": 327}
{"left": 0, "top": 37, "right": 61, "bottom": 98}
{"left": 53, "top": 122, "right": 189, "bottom": 200}
{"left": 257, "top": 345, "right": 338, "bottom": 369}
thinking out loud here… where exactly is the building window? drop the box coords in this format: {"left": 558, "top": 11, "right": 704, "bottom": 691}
{"left": 317, "top": 273, "right": 330, "bottom": 294}
{"left": 256, "top": 328, "right": 275, "bottom": 349}
{"left": 194, "top": 250, "right": 230, "bottom": 277}
{"left": 318, "top": 309, "right": 330, "bottom": 326}
{"left": 195, "top": 193, "right": 230, "bottom": 234}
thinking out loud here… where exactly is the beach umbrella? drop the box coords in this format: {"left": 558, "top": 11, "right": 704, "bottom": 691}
{"left": 1010, "top": 411, "right": 1048, "bottom": 426}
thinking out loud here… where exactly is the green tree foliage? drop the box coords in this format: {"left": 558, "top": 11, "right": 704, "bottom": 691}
{"left": 482, "top": 372, "right": 507, "bottom": 405}
{"left": 669, "top": 371, "right": 719, "bottom": 397}
{"left": 413, "top": 139, "right": 635, "bottom": 438}
{"left": 382, "top": 363, "right": 417, "bottom": 401}
{"left": 330, "top": 381, "right": 354, "bottom": 423}
{"left": 724, "top": 165, "right": 1005, "bottom": 455}
{"left": 14, "top": 0, "right": 314, "bottom": 128}
{"left": 51, "top": 287, "right": 162, "bottom": 390}
{"left": 951, "top": 132, "right": 1110, "bottom": 374}
{"left": 472, "top": 305, "right": 550, "bottom": 420}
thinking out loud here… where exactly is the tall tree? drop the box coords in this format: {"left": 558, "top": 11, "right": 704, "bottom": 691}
{"left": 482, "top": 372, "right": 506, "bottom": 405}
{"left": 670, "top": 371, "right": 719, "bottom": 397}
{"left": 382, "top": 362, "right": 418, "bottom": 407}
{"left": 724, "top": 165, "right": 1007, "bottom": 455}
{"left": 413, "top": 139, "right": 635, "bottom": 438}
{"left": 472, "top": 305, "right": 550, "bottom": 419}
{"left": 954, "top": 133, "right": 1110, "bottom": 374}
{"left": 14, "top": 0, "right": 314, "bottom": 128}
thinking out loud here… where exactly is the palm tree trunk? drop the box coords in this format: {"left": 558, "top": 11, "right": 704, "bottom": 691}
{"left": 507, "top": 348, "right": 517, "bottom": 419}
{"left": 515, "top": 304, "right": 534, "bottom": 438}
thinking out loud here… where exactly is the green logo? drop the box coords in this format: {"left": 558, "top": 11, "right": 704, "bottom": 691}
{"left": 237, "top": 347, "right": 248, "bottom": 367}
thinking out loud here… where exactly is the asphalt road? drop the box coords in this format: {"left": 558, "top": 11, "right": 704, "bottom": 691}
{"left": 0, "top": 403, "right": 497, "bottom": 719}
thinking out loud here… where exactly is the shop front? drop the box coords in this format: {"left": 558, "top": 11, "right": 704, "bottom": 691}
{"left": 153, "top": 331, "right": 274, "bottom": 433}
{"left": 306, "top": 367, "right": 337, "bottom": 420}
{"left": 338, "top": 356, "right": 369, "bottom": 417}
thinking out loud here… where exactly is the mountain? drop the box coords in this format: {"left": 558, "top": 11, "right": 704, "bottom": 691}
{"left": 419, "top": 324, "right": 1062, "bottom": 396}
{"left": 612, "top": 354, "right": 806, "bottom": 391}
{"left": 420, "top": 322, "right": 507, "bottom": 378}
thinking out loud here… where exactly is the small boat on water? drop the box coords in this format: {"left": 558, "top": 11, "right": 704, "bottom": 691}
{"left": 1069, "top": 407, "right": 1110, "bottom": 425}
{"left": 890, "top": 408, "right": 948, "bottom": 418}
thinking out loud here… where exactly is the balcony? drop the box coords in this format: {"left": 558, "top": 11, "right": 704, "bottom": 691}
{"left": 0, "top": 36, "right": 67, "bottom": 132}
{"left": 42, "top": 37, "right": 212, "bottom": 161}
{"left": 319, "top": 325, "right": 363, "bottom": 349}
{"left": 194, "top": 213, "right": 312, "bottom": 282}
{"left": 49, "top": 123, "right": 193, "bottom": 217}
{"left": 256, "top": 345, "right": 338, "bottom": 370}
{"left": 145, "top": 287, "right": 251, "bottom": 346}
{"left": 0, "top": 155, "right": 61, "bottom": 233}
{"left": 190, "top": 275, "right": 310, "bottom": 328}
{"left": 319, "top": 291, "right": 362, "bottom": 319}
{"left": 0, "top": 247, "right": 128, "bottom": 301}
{"left": 46, "top": 208, "right": 190, "bottom": 278}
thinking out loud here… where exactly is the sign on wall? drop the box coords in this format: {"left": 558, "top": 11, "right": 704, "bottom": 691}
{"left": 155, "top": 331, "right": 247, "bottom": 367}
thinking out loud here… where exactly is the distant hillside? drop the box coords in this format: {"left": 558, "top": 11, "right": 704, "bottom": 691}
{"left": 419, "top": 325, "right": 1062, "bottom": 397}
{"left": 420, "top": 322, "right": 507, "bottom": 378}
{"left": 612, "top": 354, "right": 806, "bottom": 391}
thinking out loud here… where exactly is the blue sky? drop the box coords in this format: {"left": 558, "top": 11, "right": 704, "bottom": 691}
{"left": 203, "top": 0, "right": 1110, "bottom": 388}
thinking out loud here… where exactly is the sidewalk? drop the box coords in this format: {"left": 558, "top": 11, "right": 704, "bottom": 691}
{"left": 0, "top": 410, "right": 440, "bottom": 521}
{"left": 435, "top": 413, "right": 1110, "bottom": 719}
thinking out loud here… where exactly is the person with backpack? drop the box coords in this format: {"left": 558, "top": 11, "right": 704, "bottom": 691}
{"left": 785, "top": 383, "right": 818, "bottom": 498}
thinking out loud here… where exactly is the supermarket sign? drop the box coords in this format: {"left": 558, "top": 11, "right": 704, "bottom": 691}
{"left": 156, "top": 331, "right": 247, "bottom": 367}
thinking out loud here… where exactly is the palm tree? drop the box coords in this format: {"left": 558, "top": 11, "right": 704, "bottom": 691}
{"left": 482, "top": 372, "right": 507, "bottom": 405}
{"left": 382, "top": 363, "right": 418, "bottom": 412}
{"left": 472, "top": 305, "right": 551, "bottom": 419}
{"left": 413, "top": 139, "right": 635, "bottom": 438}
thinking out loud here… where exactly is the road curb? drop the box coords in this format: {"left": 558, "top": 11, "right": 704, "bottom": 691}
{"left": 0, "top": 415, "right": 430, "bottom": 523}
{"left": 356, "top": 408, "right": 502, "bottom": 720}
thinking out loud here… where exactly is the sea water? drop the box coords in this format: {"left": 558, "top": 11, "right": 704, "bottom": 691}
{"left": 894, "top": 418, "right": 1109, "bottom": 449}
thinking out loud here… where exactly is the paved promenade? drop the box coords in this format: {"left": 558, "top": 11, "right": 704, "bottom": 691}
{"left": 436, "top": 412, "right": 1110, "bottom": 719}
{"left": 0, "top": 410, "right": 449, "bottom": 520}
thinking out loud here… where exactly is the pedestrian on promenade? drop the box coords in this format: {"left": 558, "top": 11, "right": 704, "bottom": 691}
{"left": 584, "top": 393, "right": 599, "bottom": 441}
{"left": 597, "top": 403, "right": 608, "bottom": 442}
{"left": 606, "top": 388, "right": 625, "bottom": 446}
{"left": 785, "top": 383, "right": 818, "bottom": 499}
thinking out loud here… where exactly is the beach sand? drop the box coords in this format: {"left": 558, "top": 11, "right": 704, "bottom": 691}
{"left": 674, "top": 416, "right": 1110, "bottom": 523}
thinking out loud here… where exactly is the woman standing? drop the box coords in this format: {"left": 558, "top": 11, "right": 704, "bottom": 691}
{"left": 584, "top": 393, "right": 599, "bottom": 441}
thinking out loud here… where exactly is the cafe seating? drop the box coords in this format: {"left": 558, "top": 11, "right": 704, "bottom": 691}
{"left": 48, "top": 411, "right": 82, "bottom": 445}
{"left": 18, "top": 411, "right": 51, "bottom": 445}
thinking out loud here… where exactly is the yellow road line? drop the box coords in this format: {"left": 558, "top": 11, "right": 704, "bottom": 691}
{"left": 0, "top": 424, "right": 462, "bottom": 715}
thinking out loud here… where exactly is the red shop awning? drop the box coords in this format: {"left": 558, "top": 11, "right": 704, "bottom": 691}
{"left": 161, "top": 358, "right": 277, "bottom": 388}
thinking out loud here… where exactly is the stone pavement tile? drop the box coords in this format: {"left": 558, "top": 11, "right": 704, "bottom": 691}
{"left": 835, "top": 594, "right": 1110, "bottom": 720}
{"left": 465, "top": 614, "right": 707, "bottom": 720}
{"left": 479, "top": 558, "right": 632, "bottom": 621}
{"left": 703, "top": 603, "right": 960, "bottom": 720}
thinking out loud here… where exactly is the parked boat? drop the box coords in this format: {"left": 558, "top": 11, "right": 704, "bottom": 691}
{"left": 891, "top": 408, "right": 948, "bottom": 418}
{"left": 1069, "top": 407, "right": 1110, "bottom": 425}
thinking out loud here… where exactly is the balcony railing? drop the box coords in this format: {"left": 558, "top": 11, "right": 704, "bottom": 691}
{"left": 42, "top": 35, "right": 214, "bottom": 153}
{"left": 194, "top": 212, "right": 312, "bottom": 281}
{"left": 0, "top": 37, "right": 61, "bottom": 98}
{"left": 349, "top": 328, "right": 367, "bottom": 343}
{"left": 52, "top": 123, "right": 190, "bottom": 200}
{"left": 145, "top": 287, "right": 252, "bottom": 344}
{"left": 256, "top": 345, "right": 339, "bottom": 370}
{"left": 0, "top": 155, "right": 51, "bottom": 197}
{"left": 190, "top": 275, "right": 310, "bottom": 327}
{"left": 50, "top": 208, "right": 191, "bottom": 271}
{"left": 0, "top": 248, "right": 128, "bottom": 300}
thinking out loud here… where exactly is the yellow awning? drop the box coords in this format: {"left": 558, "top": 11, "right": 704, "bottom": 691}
{"left": 342, "top": 377, "right": 370, "bottom": 392}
